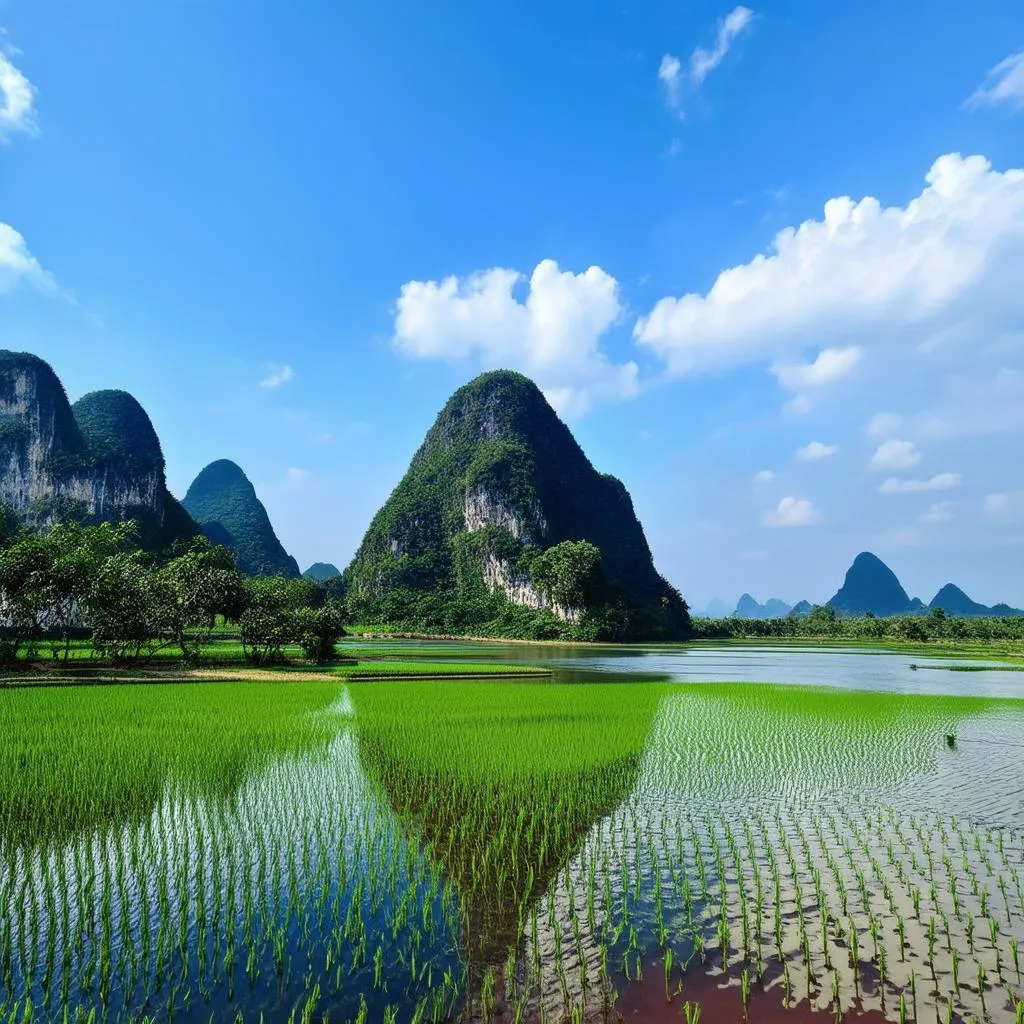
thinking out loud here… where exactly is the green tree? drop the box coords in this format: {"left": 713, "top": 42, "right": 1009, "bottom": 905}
{"left": 529, "top": 540, "right": 605, "bottom": 610}
{"left": 158, "top": 539, "right": 245, "bottom": 663}
{"left": 292, "top": 600, "right": 347, "bottom": 663}
{"left": 84, "top": 551, "right": 173, "bottom": 666}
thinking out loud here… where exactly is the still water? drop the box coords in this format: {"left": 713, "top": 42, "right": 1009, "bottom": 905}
{"left": 1, "top": 643, "right": 1022, "bottom": 1023}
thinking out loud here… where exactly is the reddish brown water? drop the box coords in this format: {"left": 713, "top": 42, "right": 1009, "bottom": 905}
{"left": 615, "top": 967, "right": 892, "bottom": 1024}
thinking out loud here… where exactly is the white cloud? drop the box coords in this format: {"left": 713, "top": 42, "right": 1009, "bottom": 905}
{"left": 866, "top": 412, "right": 903, "bottom": 438}
{"left": 690, "top": 7, "right": 755, "bottom": 86}
{"left": 870, "top": 438, "right": 922, "bottom": 471}
{"left": 286, "top": 467, "right": 311, "bottom": 484}
{"left": 0, "top": 46, "right": 35, "bottom": 142}
{"left": 658, "top": 6, "right": 754, "bottom": 115}
{"left": 634, "top": 153, "right": 1024, "bottom": 379}
{"left": 772, "top": 345, "right": 862, "bottom": 390}
{"left": 983, "top": 490, "right": 1024, "bottom": 522}
{"left": 658, "top": 54, "right": 683, "bottom": 112}
{"left": 878, "top": 473, "right": 962, "bottom": 494}
{"left": 393, "top": 258, "right": 639, "bottom": 416}
{"left": 795, "top": 441, "right": 838, "bottom": 461}
{"left": 0, "top": 222, "right": 56, "bottom": 294}
{"left": 260, "top": 364, "right": 294, "bottom": 389}
{"left": 753, "top": 469, "right": 775, "bottom": 483}
{"left": 966, "top": 50, "right": 1024, "bottom": 111}
{"left": 762, "top": 496, "right": 819, "bottom": 527}
{"left": 920, "top": 501, "right": 954, "bottom": 524}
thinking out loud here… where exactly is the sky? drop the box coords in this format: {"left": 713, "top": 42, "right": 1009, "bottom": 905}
{"left": 1, "top": 0, "right": 1023, "bottom": 611}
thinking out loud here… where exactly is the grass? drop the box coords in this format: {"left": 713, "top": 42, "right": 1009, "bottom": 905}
{"left": 1, "top": 669, "right": 1023, "bottom": 1022}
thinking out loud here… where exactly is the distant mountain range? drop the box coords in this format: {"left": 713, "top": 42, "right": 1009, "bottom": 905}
{"left": 700, "top": 551, "right": 1022, "bottom": 619}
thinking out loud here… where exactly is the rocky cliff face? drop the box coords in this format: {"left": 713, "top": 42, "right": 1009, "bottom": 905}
{"left": 345, "top": 369, "right": 689, "bottom": 639}
{"left": 0, "top": 351, "right": 198, "bottom": 548}
{"left": 182, "top": 459, "right": 300, "bottom": 577}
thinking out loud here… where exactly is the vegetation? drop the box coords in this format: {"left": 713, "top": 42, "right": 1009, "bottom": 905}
{"left": 693, "top": 603, "right": 1024, "bottom": 644}
{"left": 344, "top": 370, "right": 689, "bottom": 642}
{"left": 0, "top": 520, "right": 343, "bottom": 668}
{"left": 183, "top": 459, "right": 301, "bottom": 577}
{"left": 1, "top": 678, "right": 1021, "bottom": 1022}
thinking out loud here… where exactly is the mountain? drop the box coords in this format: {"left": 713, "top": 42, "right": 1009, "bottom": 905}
{"left": 734, "top": 594, "right": 793, "bottom": 619}
{"left": 182, "top": 460, "right": 300, "bottom": 577}
{"left": 703, "top": 598, "right": 734, "bottom": 618}
{"left": 929, "top": 584, "right": 1023, "bottom": 618}
{"left": 827, "top": 552, "right": 913, "bottom": 617}
{"left": 303, "top": 562, "right": 341, "bottom": 580}
{"left": 791, "top": 600, "right": 812, "bottom": 616}
{"left": 0, "top": 351, "right": 199, "bottom": 548}
{"left": 344, "top": 370, "right": 689, "bottom": 640}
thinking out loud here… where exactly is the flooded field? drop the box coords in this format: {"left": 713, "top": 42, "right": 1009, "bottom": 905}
{"left": 1, "top": 645, "right": 1022, "bottom": 1022}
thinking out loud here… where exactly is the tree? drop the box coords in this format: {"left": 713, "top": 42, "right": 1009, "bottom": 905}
{"left": 158, "top": 539, "right": 245, "bottom": 663}
{"left": 239, "top": 578, "right": 299, "bottom": 664}
{"left": 84, "top": 551, "right": 174, "bottom": 666}
{"left": 0, "top": 530, "right": 49, "bottom": 664}
{"left": 530, "top": 541, "right": 605, "bottom": 610}
{"left": 293, "top": 600, "right": 347, "bottom": 663}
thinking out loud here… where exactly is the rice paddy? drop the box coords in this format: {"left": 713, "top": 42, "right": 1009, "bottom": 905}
{"left": 1, "top": 646, "right": 1022, "bottom": 1022}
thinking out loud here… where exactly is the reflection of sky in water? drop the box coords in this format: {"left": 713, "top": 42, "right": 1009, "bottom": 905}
{"left": 339, "top": 638, "right": 1024, "bottom": 697}
{"left": 632, "top": 686, "right": 1024, "bottom": 831}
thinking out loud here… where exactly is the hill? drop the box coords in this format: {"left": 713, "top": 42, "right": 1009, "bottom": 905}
{"left": 182, "top": 460, "right": 300, "bottom": 577}
{"left": 303, "top": 562, "right": 341, "bottom": 580}
{"left": 827, "top": 552, "right": 913, "bottom": 617}
{"left": 929, "top": 584, "right": 1023, "bottom": 618}
{"left": 0, "top": 352, "right": 198, "bottom": 548}
{"left": 702, "top": 598, "right": 734, "bottom": 618}
{"left": 734, "top": 594, "right": 792, "bottom": 619}
{"left": 344, "top": 370, "right": 688, "bottom": 640}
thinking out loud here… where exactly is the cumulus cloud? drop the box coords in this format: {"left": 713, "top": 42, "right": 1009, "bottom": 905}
{"left": 0, "top": 46, "right": 35, "bottom": 141}
{"left": 260, "top": 364, "right": 294, "bottom": 389}
{"left": 762, "top": 496, "right": 819, "bottom": 527}
{"left": 866, "top": 412, "right": 903, "bottom": 438}
{"left": 966, "top": 50, "right": 1024, "bottom": 111}
{"left": 659, "top": 6, "right": 754, "bottom": 114}
{"left": 878, "top": 473, "right": 962, "bottom": 494}
{"left": 0, "top": 222, "right": 56, "bottom": 294}
{"left": 753, "top": 469, "right": 775, "bottom": 483}
{"left": 393, "top": 258, "right": 639, "bottom": 417}
{"left": 796, "top": 441, "right": 838, "bottom": 461}
{"left": 634, "top": 153, "right": 1024, "bottom": 380}
{"left": 870, "top": 439, "right": 922, "bottom": 471}
{"left": 920, "top": 501, "right": 954, "bottom": 524}
{"left": 772, "top": 346, "right": 862, "bottom": 390}
{"left": 286, "top": 467, "right": 311, "bottom": 484}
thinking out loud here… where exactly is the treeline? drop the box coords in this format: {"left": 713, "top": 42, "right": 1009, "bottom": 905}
{"left": 0, "top": 520, "right": 348, "bottom": 667}
{"left": 692, "top": 604, "right": 1024, "bottom": 642}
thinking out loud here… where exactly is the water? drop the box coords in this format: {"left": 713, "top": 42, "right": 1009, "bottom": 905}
{"left": 340, "top": 637, "right": 1024, "bottom": 696}
{"left": 2, "top": 643, "right": 1023, "bottom": 1023}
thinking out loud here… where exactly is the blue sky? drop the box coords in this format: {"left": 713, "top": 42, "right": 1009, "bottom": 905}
{"left": 1, "top": 0, "right": 1023, "bottom": 610}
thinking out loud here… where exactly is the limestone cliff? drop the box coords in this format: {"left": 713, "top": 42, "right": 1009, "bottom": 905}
{"left": 0, "top": 351, "right": 198, "bottom": 548}
{"left": 344, "top": 369, "right": 689, "bottom": 640}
